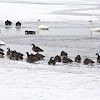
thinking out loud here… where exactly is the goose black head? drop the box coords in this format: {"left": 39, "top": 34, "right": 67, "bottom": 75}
{"left": 31, "top": 44, "right": 35, "bottom": 47}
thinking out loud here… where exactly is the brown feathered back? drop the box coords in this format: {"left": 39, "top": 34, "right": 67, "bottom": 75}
{"left": 31, "top": 44, "right": 44, "bottom": 53}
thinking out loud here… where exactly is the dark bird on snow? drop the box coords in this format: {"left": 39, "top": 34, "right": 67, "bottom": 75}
{"left": 16, "top": 21, "right": 21, "bottom": 26}
{"left": 83, "top": 58, "right": 95, "bottom": 65}
{"left": 5, "top": 20, "right": 12, "bottom": 25}
{"left": 62, "top": 57, "right": 73, "bottom": 64}
{"left": 26, "top": 52, "right": 39, "bottom": 63}
{"left": 54, "top": 55, "right": 61, "bottom": 62}
{"left": 31, "top": 44, "right": 44, "bottom": 53}
{"left": 60, "top": 51, "right": 68, "bottom": 57}
{"left": 75, "top": 55, "right": 81, "bottom": 63}
{"left": 48, "top": 57, "right": 56, "bottom": 65}
{"left": 6, "top": 47, "right": 13, "bottom": 57}
{"left": 96, "top": 53, "right": 100, "bottom": 63}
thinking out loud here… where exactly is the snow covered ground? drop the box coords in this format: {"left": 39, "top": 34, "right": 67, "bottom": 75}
{"left": 0, "top": 60, "right": 100, "bottom": 100}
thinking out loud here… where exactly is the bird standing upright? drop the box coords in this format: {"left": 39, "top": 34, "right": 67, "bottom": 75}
{"left": 31, "top": 44, "right": 44, "bottom": 53}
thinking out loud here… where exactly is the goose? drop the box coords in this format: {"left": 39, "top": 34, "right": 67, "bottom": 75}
{"left": 75, "top": 55, "right": 81, "bottom": 63}
{"left": 48, "top": 57, "right": 56, "bottom": 65}
{"left": 37, "top": 19, "right": 49, "bottom": 30}
{"left": 60, "top": 51, "right": 68, "bottom": 57}
{"left": 96, "top": 53, "right": 100, "bottom": 63}
{"left": 62, "top": 57, "right": 73, "bottom": 64}
{"left": 26, "top": 52, "right": 39, "bottom": 63}
{"left": 54, "top": 55, "right": 61, "bottom": 62}
{"left": 6, "top": 47, "right": 13, "bottom": 57}
{"left": 25, "top": 30, "right": 36, "bottom": 35}
{"left": 5, "top": 20, "right": 12, "bottom": 25}
{"left": 8, "top": 50, "right": 23, "bottom": 60}
{"left": 31, "top": 44, "right": 44, "bottom": 53}
{"left": 14, "top": 51, "right": 23, "bottom": 60}
{"left": 16, "top": 21, "right": 21, "bottom": 26}
{"left": 9, "top": 51, "right": 16, "bottom": 60}
{"left": 83, "top": 58, "right": 94, "bottom": 65}
{"left": 89, "top": 20, "right": 100, "bottom": 33}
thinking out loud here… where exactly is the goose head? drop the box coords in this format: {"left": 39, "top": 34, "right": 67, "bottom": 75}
{"left": 89, "top": 20, "right": 93, "bottom": 23}
{"left": 7, "top": 47, "right": 10, "bottom": 50}
{"left": 26, "top": 52, "right": 30, "bottom": 57}
{"left": 96, "top": 53, "right": 99, "bottom": 56}
{"left": 31, "top": 44, "right": 35, "bottom": 47}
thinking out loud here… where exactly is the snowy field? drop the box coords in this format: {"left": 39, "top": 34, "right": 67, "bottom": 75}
{"left": 0, "top": 0, "right": 100, "bottom": 100}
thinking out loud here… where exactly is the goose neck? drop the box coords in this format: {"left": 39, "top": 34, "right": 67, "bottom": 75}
{"left": 50, "top": 57, "right": 53, "bottom": 60}
{"left": 26, "top": 52, "right": 29, "bottom": 57}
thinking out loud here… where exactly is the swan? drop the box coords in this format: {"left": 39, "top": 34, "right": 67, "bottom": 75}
{"left": 37, "top": 19, "right": 49, "bottom": 30}
{"left": 89, "top": 20, "right": 100, "bottom": 33}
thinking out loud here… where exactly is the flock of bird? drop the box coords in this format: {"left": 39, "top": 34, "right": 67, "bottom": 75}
{"left": 0, "top": 20, "right": 100, "bottom": 65}
{"left": 0, "top": 44, "right": 45, "bottom": 63}
{"left": 4, "top": 19, "right": 49, "bottom": 35}
{"left": 48, "top": 51, "right": 100, "bottom": 65}
{"left": 5, "top": 19, "right": 49, "bottom": 30}
{"left": 5, "top": 20, "right": 21, "bottom": 26}
{"left": 0, "top": 43, "right": 100, "bottom": 65}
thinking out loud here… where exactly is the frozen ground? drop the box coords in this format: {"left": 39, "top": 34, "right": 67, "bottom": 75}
{"left": 0, "top": 21, "right": 100, "bottom": 100}
{"left": 0, "top": 0, "right": 100, "bottom": 22}
{"left": 0, "top": 0, "right": 100, "bottom": 100}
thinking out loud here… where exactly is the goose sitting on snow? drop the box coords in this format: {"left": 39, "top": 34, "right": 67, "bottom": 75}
{"left": 6, "top": 47, "right": 13, "bottom": 57}
{"left": 9, "top": 51, "right": 23, "bottom": 60}
{"left": 48, "top": 57, "right": 56, "bottom": 65}
{"left": 62, "top": 57, "right": 73, "bottom": 64}
{"left": 37, "top": 19, "right": 49, "bottom": 30}
{"left": 75, "top": 55, "right": 81, "bottom": 63}
{"left": 54, "top": 55, "right": 61, "bottom": 62}
{"left": 89, "top": 20, "right": 100, "bottom": 33}
{"left": 26, "top": 52, "right": 39, "bottom": 63}
{"left": 60, "top": 51, "right": 68, "bottom": 57}
{"left": 83, "top": 58, "right": 94, "bottom": 65}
